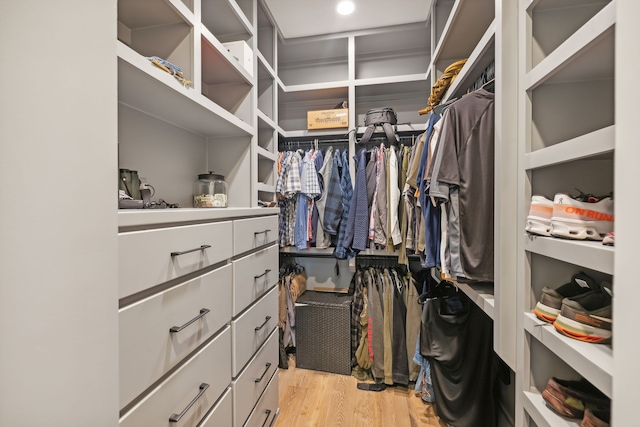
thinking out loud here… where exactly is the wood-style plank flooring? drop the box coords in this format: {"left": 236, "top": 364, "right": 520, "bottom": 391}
{"left": 274, "top": 356, "right": 445, "bottom": 427}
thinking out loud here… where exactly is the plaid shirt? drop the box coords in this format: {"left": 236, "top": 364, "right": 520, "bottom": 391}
{"left": 323, "top": 149, "right": 343, "bottom": 235}
{"left": 334, "top": 149, "right": 355, "bottom": 259}
{"left": 350, "top": 268, "right": 365, "bottom": 366}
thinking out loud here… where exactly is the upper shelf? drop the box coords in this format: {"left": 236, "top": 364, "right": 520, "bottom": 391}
{"left": 432, "top": 0, "right": 495, "bottom": 65}
{"left": 457, "top": 282, "right": 495, "bottom": 320}
{"left": 525, "top": 2, "right": 615, "bottom": 90}
{"left": 201, "top": 0, "right": 253, "bottom": 43}
{"left": 118, "top": 41, "right": 252, "bottom": 138}
{"left": 442, "top": 19, "right": 495, "bottom": 103}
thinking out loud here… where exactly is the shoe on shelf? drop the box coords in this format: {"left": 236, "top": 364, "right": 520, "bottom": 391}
{"left": 581, "top": 408, "right": 611, "bottom": 427}
{"left": 550, "top": 192, "right": 614, "bottom": 240}
{"left": 602, "top": 232, "right": 614, "bottom": 246}
{"left": 541, "top": 377, "right": 610, "bottom": 419}
{"left": 533, "top": 272, "right": 600, "bottom": 323}
{"left": 553, "top": 285, "right": 612, "bottom": 344}
{"left": 526, "top": 195, "right": 554, "bottom": 236}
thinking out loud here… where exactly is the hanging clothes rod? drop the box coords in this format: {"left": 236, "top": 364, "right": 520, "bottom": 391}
{"left": 279, "top": 134, "right": 419, "bottom": 150}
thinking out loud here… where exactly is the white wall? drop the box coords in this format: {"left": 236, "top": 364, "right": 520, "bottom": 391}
{"left": 0, "top": 2, "right": 119, "bottom": 426}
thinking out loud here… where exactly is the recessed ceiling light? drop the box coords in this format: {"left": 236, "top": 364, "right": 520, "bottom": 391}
{"left": 336, "top": 1, "right": 355, "bottom": 15}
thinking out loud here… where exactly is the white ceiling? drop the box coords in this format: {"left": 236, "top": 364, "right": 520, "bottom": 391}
{"left": 263, "top": 0, "right": 432, "bottom": 39}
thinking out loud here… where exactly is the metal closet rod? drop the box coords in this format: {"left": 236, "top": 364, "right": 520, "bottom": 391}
{"left": 279, "top": 133, "right": 420, "bottom": 149}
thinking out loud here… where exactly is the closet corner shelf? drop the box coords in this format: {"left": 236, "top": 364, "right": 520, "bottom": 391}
{"left": 524, "top": 125, "right": 615, "bottom": 170}
{"left": 457, "top": 282, "right": 494, "bottom": 319}
{"left": 523, "top": 389, "right": 580, "bottom": 427}
{"left": 523, "top": 312, "right": 612, "bottom": 398}
{"left": 524, "top": 235, "right": 614, "bottom": 275}
{"left": 257, "top": 146, "right": 277, "bottom": 161}
{"left": 201, "top": 24, "right": 254, "bottom": 85}
{"left": 257, "top": 51, "right": 277, "bottom": 80}
{"left": 256, "top": 183, "right": 275, "bottom": 193}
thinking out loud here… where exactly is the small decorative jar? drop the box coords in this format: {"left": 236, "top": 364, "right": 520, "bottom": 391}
{"left": 193, "top": 172, "right": 228, "bottom": 208}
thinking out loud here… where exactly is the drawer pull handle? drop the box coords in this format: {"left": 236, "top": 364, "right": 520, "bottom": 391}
{"left": 169, "top": 382, "right": 209, "bottom": 422}
{"left": 268, "top": 410, "right": 279, "bottom": 427}
{"left": 254, "top": 269, "right": 271, "bottom": 279}
{"left": 260, "top": 409, "right": 272, "bottom": 427}
{"left": 170, "top": 245, "right": 211, "bottom": 257}
{"left": 255, "top": 316, "right": 271, "bottom": 331}
{"left": 255, "top": 363, "right": 272, "bottom": 383}
{"left": 170, "top": 308, "right": 210, "bottom": 333}
{"left": 254, "top": 229, "right": 271, "bottom": 236}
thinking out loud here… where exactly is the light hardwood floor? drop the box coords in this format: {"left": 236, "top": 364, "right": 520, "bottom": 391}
{"left": 274, "top": 357, "right": 445, "bottom": 427}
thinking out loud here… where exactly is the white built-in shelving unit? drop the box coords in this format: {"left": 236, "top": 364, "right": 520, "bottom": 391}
{"left": 516, "top": 0, "right": 616, "bottom": 425}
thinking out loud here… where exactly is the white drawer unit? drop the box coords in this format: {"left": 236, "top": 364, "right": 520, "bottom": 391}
{"left": 120, "top": 327, "right": 232, "bottom": 427}
{"left": 119, "top": 264, "right": 233, "bottom": 409}
{"left": 233, "top": 244, "right": 278, "bottom": 316}
{"left": 231, "top": 286, "right": 278, "bottom": 376}
{"left": 197, "top": 387, "right": 232, "bottom": 427}
{"left": 233, "top": 216, "right": 278, "bottom": 256}
{"left": 233, "top": 329, "right": 279, "bottom": 427}
{"left": 119, "top": 221, "right": 233, "bottom": 299}
{"left": 243, "top": 371, "right": 279, "bottom": 427}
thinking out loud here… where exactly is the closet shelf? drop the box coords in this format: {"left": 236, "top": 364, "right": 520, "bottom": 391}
{"left": 523, "top": 389, "right": 580, "bottom": 427}
{"left": 524, "top": 125, "right": 615, "bottom": 170}
{"left": 524, "top": 312, "right": 612, "bottom": 398}
{"left": 442, "top": 19, "right": 496, "bottom": 104}
{"left": 257, "top": 146, "right": 278, "bottom": 162}
{"left": 256, "top": 183, "right": 275, "bottom": 193}
{"left": 201, "top": 25, "right": 254, "bottom": 85}
{"left": 432, "top": 0, "right": 495, "bottom": 65}
{"left": 118, "top": 42, "right": 252, "bottom": 138}
{"left": 457, "top": 282, "right": 494, "bottom": 319}
{"left": 353, "top": 73, "right": 429, "bottom": 88}
{"left": 524, "top": 235, "right": 614, "bottom": 275}
{"left": 202, "top": 0, "right": 253, "bottom": 40}
{"left": 525, "top": 2, "right": 615, "bottom": 90}
{"left": 118, "top": 0, "right": 194, "bottom": 29}
{"left": 257, "top": 52, "right": 277, "bottom": 80}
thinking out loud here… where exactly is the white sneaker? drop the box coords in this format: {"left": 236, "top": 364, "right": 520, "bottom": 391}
{"left": 526, "top": 195, "right": 554, "bottom": 236}
{"left": 550, "top": 193, "right": 614, "bottom": 240}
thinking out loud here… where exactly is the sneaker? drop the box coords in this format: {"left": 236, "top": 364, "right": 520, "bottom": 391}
{"left": 553, "top": 286, "right": 612, "bottom": 343}
{"left": 533, "top": 272, "right": 600, "bottom": 323}
{"left": 602, "top": 232, "right": 614, "bottom": 246}
{"left": 526, "top": 195, "right": 554, "bottom": 236}
{"left": 581, "top": 408, "right": 611, "bottom": 427}
{"left": 541, "top": 377, "right": 610, "bottom": 419}
{"left": 550, "top": 192, "right": 614, "bottom": 240}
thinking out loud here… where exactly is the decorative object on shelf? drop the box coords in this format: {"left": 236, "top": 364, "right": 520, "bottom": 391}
{"left": 194, "top": 172, "right": 228, "bottom": 208}
{"left": 418, "top": 59, "right": 467, "bottom": 115}
{"left": 146, "top": 56, "right": 192, "bottom": 87}
{"left": 222, "top": 41, "right": 253, "bottom": 76}
{"left": 307, "top": 108, "right": 349, "bottom": 130}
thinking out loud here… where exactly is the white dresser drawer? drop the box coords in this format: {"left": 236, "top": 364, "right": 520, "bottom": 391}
{"left": 233, "top": 244, "right": 278, "bottom": 316}
{"left": 119, "top": 264, "right": 232, "bottom": 409}
{"left": 120, "top": 327, "right": 231, "bottom": 427}
{"left": 243, "top": 370, "right": 279, "bottom": 427}
{"left": 233, "top": 329, "right": 279, "bottom": 427}
{"left": 233, "top": 216, "right": 277, "bottom": 256}
{"left": 232, "top": 286, "right": 278, "bottom": 376}
{"left": 197, "top": 387, "right": 232, "bottom": 427}
{"left": 119, "top": 221, "right": 233, "bottom": 299}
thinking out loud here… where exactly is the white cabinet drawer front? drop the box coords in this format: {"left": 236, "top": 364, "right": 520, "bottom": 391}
{"left": 119, "top": 221, "right": 232, "bottom": 299}
{"left": 233, "top": 216, "right": 277, "bottom": 255}
{"left": 232, "top": 286, "right": 278, "bottom": 376}
{"left": 197, "top": 387, "right": 232, "bottom": 427}
{"left": 243, "top": 371, "right": 279, "bottom": 427}
{"left": 233, "top": 329, "right": 279, "bottom": 427}
{"left": 119, "top": 264, "right": 232, "bottom": 409}
{"left": 233, "top": 244, "right": 278, "bottom": 315}
{"left": 120, "top": 327, "right": 232, "bottom": 427}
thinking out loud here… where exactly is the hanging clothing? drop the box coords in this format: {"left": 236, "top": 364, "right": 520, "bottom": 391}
{"left": 315, "top": 147, "right": 334, "bottom": 249}
{"left": 344, "top": 148, "right": 369, "bottom": 252}
{"left": 323, "top": 149, "right": 343, "bottom": 236}
{"left": 428, "top": 89, "right": 495, "bottom": 282}
{"left": 420, "top": 294, "right": 496, "bottom": 427}
{"left": 334, "top": 150, "right": 356, "bottom": 259}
